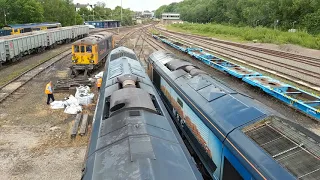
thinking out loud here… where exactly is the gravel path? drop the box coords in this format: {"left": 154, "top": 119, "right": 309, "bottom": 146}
{"left": 0, "top": 55, "right": 88, "bottom": 180}
{"left": 0, "top": 29, "right": 134, "bottom": 180}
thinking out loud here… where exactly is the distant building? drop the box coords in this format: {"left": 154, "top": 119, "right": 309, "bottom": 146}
{"left": 161, "top": 13, "right": 183, "bottom": 24}
{"left": 141, "top": 10, "right": 153, "bottom": 19}
{"left": 136, "top": 17, "right": 142, "bottom": 24}
{"left": 151, "top": 11, "right": 155, "bottom": 19}
{"left": 75, "top": 3, "right": 89, "bottom": 11}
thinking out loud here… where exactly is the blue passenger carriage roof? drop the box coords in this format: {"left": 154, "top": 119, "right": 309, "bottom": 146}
{"left": 148, "top": 51, "right": 320, "bottom": 179}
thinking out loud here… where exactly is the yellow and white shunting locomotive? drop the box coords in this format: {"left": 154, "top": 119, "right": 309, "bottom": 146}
{"left": 70, "top": 31, "right": 114, "bottom": 77}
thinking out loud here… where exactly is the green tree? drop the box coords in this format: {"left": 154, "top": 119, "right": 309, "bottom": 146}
{"left": 302, "top": 9, "right": 320, "bottom": 34}
{"left": 155, "top": 0, "right": 320, "bottom": 34}
{"left": 40, "top": 0, "right": 82, "bottom": 26}
{"left": 155, "top": 5, "right": 168, "bottom": 18}
{"left": 77, "top": 7, "right": 91, "bottom": 21}
{"left": 5, "top": 0, "right": 44, "bottom": 24}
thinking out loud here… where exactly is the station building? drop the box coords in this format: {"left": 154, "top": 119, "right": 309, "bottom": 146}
{"left": 161, "top": 13, "right": 183, "bottom": 24}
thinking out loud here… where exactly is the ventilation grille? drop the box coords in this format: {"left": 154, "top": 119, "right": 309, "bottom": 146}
{"left": 244, "top": 117, "right": 320, "bottom": 179}
{"left": 110, "top": 52, "right": 137, "bottom": 61}
{"left": 129, "top": 111, "right": 141, "bottom": 117}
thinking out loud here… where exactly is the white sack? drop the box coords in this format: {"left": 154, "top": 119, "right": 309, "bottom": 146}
{"left": 65, "top": 95, "right": 79, "bottom": 106}
{"left": 50, "top": 101, "right": 65, "bottom": 109}
{"left": 64, "top": 104, "right": 82, "bottom": 114}
{"left": 94, "top": 71, "right": 104, "bottom": 79}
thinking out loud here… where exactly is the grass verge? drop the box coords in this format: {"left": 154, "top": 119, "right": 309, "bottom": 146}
{"left": 0, "top": 49, "right": 69, "bottom": 87}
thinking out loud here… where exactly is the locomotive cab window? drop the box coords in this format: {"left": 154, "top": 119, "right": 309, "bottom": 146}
{"left": 74, "top": 45, "right": 79, "bottom": 53}
{"left": 108, "top": 39, "right": 112, "bottom": 49}
{"left": 222, "top": 157, "right": 243, "bottom": 180}
{"left": 106, "top": 40, "right": 110, "bottom": 49}
{"left": 86, "top": 45, "right": 92, "bottom": 52}
{"left": 80, "top": 46, "right": 85, "bottom": 53}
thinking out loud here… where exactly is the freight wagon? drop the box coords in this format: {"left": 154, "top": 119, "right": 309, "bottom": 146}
{"left": 0, "top": 25, "right": 89, "bottom": 66}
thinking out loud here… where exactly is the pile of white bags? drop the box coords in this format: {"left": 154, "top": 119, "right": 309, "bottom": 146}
{"left": 64, "top": 104, "right": 82, "bottom": 114}
{"left": 50, "top": 95, "right": 82, "bottom": 114}
{"left": 63, "top": 95, "right": 82, "bottom": 114}
{"left": 94, "top": 71, "right": 103, "bottom": 79}
{"left": 50, "top": 101, "right": 65, "bottom": 109}
{"left": 75, "top": 86, "right": 94, "bottom": 106}
{"left": 50, "top": 85, "right": 95, "bottom": 114}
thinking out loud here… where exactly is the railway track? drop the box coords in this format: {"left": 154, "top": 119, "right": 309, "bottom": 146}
{"left": 116, "top": 26, "right": 149, "bottom": 46}
{"left": 0, "top": 26, "right": 144, "bottom": 104}
{"left": 164, "top": 30, "right": 320, "bottom": 67}
{"left": 156, "top": 28, "right": 320, "bottom": 90}
{"left": 0, "top": 50, "right": 71, "bottom": 103}
{"left": 141, "top": 29, "right": 167, "bottom": 51}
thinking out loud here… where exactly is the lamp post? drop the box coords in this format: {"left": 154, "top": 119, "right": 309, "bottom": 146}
{"left": 75, "top": 3, "right": 79, "bottom": 25}
{"left": 292, "top": 21, "right": 297, "bottom": 29}
{"left": 90, "top": 4, "right": 95, "bottom": 21}
{"left": 274, "top": 19, "right": 279, "bottom": 30}
{"left": 4, "top": 9, "right": 7, "bottom": 25}
{"left": 120, "top": 0, "right": 123, "bottom": 22}
{"left": 256, "top": 20, "right": 260, "bottom": 27}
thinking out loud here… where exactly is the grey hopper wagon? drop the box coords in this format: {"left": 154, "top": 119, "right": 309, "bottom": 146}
{"left": 0, "top": 25, "right": 89, "bottom": 65}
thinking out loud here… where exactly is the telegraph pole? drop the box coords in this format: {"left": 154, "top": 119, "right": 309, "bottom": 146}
{"left": 120, "top": 0, "right": 123, "bottom": 22}
{"left": 4, "top": 9, "right": 7, "bottom": 25}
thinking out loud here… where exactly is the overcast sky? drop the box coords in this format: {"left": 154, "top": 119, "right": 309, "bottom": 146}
{"left": 74, "top": 0, "right": 182, "bottom": 11}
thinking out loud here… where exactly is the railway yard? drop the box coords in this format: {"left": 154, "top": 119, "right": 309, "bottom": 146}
{"left": 0, "top": 23, "right": 319, "bottom": 179}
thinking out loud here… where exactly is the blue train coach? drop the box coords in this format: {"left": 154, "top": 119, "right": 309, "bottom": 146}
{"left": 147, "top": 51, "right": 320, "bottom": 180}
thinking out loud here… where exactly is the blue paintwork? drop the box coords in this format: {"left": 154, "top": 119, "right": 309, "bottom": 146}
{"left": 149, "top": 51, "right": 297, "bottom": 180}
{"left": 7, "top": 22, "right": 61, "bottom": 29}
{"left": 84, "top": 47, "right": 203, "bottom": 180}
{"left": 160, "top": 74, "right": 256, "bottom": 180}
{"left": 154, "top": 34, "right": 320, "bottom": 121}
{"left": 0, "top": 29, "right": 11, "bottom": 36}
{"left": 85, "top": 20, "right": 120, "bottom": 28}
{"left": 244, "top": 76, "right": 320, "bottom": 120}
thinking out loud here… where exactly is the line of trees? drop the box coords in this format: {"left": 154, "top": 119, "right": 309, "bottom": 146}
{"left": 0, "top": 0, "right": 134, "bottom": 27}
{"left": 77, "top": 2, "right": 135, "bottom": 26}
{"left": 155, "top": 0, "right": 320, "bottom": 34}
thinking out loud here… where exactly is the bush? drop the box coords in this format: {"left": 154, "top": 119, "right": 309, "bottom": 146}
{"left": 168, "top": 23, "right": 320, "bottom": 49}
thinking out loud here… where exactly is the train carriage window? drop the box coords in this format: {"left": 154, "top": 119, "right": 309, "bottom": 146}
{"left": 80, "top": 46, "right": 85, "bottom": 53}
{"left": 222, "top": 157, "right": 243, "bottom": 180}
{"left": 152, "top": 70, "right": 161, "bottom": 89}
{"left": 177, "top": 98, "right": 183, "bottom": 108}
{"left": 108, "top": 39, "right": 112, "bottom": 49}
{"left": 86, "top": 45, "right": 92, "bottom": 52}
{"left": 74, "top": 45, "right": 79, "bottom": 52}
